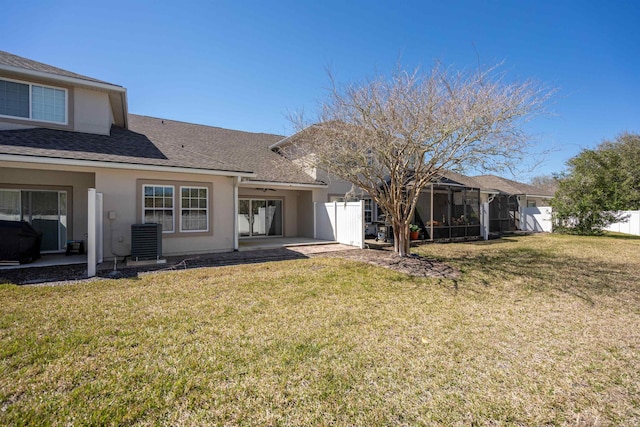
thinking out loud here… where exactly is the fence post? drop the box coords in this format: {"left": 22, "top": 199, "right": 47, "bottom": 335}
{"left": 360, "top": 200, "right": 365, "bottom": 248}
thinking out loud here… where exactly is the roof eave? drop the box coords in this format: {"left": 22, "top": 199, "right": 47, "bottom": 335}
{"left": 0, "top": 154, "right": 256, "bottom": 178}
{"left": 239, "top": 179, "right": 327, "bottom": 189}
{"left": 269, "top": 135, "right": 292, "bottom": 150}
{"left": 0, "top": 63, "right": 125, "bottom": 93}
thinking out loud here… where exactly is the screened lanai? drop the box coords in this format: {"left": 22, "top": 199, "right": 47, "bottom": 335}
{"left": 414, "top": 183, "right": 482, "bottom": 240}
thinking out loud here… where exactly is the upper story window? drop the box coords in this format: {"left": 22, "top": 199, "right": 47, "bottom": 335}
{"left": 0, "top": 78, "right": 67, "bottom": 124}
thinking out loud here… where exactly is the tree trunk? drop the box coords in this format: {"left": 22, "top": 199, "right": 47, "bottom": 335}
{"left": 392, "top": 220, "right": 411, "bottom": 257}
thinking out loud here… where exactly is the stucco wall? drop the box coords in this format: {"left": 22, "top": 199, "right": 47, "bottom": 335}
{"left": 313, "top": 175, "right": 355, "bottom": 203}
{"left": 74, "top": 88, "right": 113, "bottom": 135}
{"left": 95, "top": 169, "right": 236, "bottom": 258}
{"left": 297, "top": 191, "right": 314, "bottom": 237}
{"left": 0, "top": 164, "right": 95, "bottom": 242}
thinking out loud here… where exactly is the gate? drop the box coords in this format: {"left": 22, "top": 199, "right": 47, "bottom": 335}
{"left": 314, "top": 201, "right": 364, "bottom": 248}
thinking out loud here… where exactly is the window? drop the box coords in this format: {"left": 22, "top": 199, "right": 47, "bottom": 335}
{"left": 140, "top": 181, "right": 212, "bottom": 236}
{"left": 364, "top": 198, "right": 373, "bottom": 223}
{"left": 527, "top": 201, "right": 537, "bottom": 208}
{"left": 0, "top": 78, "right": 67, "bottom": 124}
{"left": 180, "top": 186, "right": 208, "bottom": 232}
{"left": 143, "top": 185, "right": 174, "bottom": 232}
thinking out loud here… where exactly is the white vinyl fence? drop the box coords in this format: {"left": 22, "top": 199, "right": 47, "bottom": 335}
{"left": 521, "top": 206, "right": 553, "bottom": 233}
{"left": 604, "top": 210, "right": 640, "bottom": 236}
{"left": 314, "top": 201, "right": 365, "bottom": 248}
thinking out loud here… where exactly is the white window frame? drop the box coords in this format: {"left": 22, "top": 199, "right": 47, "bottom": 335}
{"left": 179, "top": 186, "right": 209, "bottom": 233}
{"left": 0, "top": 77, "right": 68, "bottom": 125}
{"left": 142, "top": 184, "right": 175, "bottom": 233}
{"left": 363, "top": 198, "right": 373, "bottom": 223}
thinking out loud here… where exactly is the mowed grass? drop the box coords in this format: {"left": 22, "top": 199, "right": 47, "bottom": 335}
{"left": 1, "top": 234, "right": 639, "bottom": 426}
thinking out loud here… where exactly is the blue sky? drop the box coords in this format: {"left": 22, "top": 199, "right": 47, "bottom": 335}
{"left": 2, "top": 0, "right": 639, "bottom": 179}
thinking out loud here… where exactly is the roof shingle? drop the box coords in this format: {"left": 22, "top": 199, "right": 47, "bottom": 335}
{"left": 0, "top": 114, "right": 322, "bottom": 185}
{"left": 0, "top": 50, "right": 120, "bottom": 87}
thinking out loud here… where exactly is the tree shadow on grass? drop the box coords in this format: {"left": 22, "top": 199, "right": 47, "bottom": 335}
{"left": 602, "top": 232, "right": 640, "bottom": 241}
{"left": 433, "top": 246, "right": 640, "bottom": 306}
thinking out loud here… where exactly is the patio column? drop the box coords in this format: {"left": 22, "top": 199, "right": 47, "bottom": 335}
{"left": 87, "top": 188, "right": 96, "bottom": 277}
{"left": 233, "top": 177, "right": 240, "bottom": 251}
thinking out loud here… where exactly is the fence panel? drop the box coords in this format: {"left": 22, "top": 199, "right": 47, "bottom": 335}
{"left": 604, "top": 210, "right": 640, "bottom": 236}
{"left": 521, "top": 206, "right": 553, "bottom": 233}
{"left": 314, "top": 202, "right": 336, "bottom": 241}
{"left": 335, "top": 201, "right": 364, "bottom": 248}
{"left": 314, "top": 201, "right": 364, "bottom": 248}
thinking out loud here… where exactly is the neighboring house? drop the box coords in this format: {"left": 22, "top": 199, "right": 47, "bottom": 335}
{"left": 441, "top": 172, "right": 554, "bottom": 234}
{"left": 0, "top": 51, "right": 554, "bottom": 268}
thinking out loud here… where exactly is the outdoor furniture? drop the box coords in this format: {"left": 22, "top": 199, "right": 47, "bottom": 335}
{"left": 0, "top": 220, "right": 43, "bottom": 264}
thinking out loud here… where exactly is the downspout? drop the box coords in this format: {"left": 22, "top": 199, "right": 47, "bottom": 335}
{"left": 233, "top": 177, "right": 240, "bottom": 251}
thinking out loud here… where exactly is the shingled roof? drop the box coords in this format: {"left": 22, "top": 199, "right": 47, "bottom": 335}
{"left": 437, "top": 171, "right": 555, "bottom": 196}
{"left": 0, "top": 50, "right": 119, "bottom": 87}
{"left": 472, "top": 175, "right": 555, "bottom": 197}
{"left": 0, "top": 114, "right": 322, "bottom": 185}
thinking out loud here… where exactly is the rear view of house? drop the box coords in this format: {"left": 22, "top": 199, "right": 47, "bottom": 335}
{"left": 0, "top": 51, "right": 554, "bottom": 272}
{"left": 0, "top": 51, "right": 330, "bottom": 268}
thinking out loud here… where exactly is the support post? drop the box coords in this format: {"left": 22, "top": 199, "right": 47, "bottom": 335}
{"left": 96, "top": 192, "right": 103, "bottom": 264}
{"left": 430, "top": 183, "right": 434, "bottom": 241}
{"left": 233, "top": 177, "right": 240, "bottom": 251}
{"left": 87, "top": 188, "right": 96, "bottom": 278}
{"left": 313, "top": 202, "right": 317, "bottom": 239}
{"left": 481, "top": 202, "right": 490, "bottom": 240}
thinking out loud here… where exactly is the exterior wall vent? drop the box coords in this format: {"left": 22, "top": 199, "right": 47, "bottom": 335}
{"left": 131, "top": 223, "right": 162, "bottom": 261}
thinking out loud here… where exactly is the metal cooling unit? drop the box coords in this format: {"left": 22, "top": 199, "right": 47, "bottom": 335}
{"left": 131, "top": 223, "right": 163, "bottom": 261}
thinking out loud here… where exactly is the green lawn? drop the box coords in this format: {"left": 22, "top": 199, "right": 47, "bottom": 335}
{"left": 1, "top": 234, "right": 639, "bottom": 425}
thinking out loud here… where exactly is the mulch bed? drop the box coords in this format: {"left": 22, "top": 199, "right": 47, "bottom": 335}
{"left": 319, "top": 249, "right": 460, "bottom": 279}
{"left": 0, "top": 248, "right": 459, "bottom": 286}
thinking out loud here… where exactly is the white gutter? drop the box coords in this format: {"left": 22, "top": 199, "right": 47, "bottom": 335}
{"left": 239, "top": 180, "right": 327, "bottom": 189}
{"left": 269, "top": 123, "right": 316, "bottom": 150}
{"left": 0, "top": 64, "right": 126, "bottom": 93}
{"left": 525, "top": 194, "right": 554, "bottom": 198}
{"left": 269, "top": 134, "right": 293, "bottom": 150}
{"left": 0, "top": 154, "right": 256, "bottom": 178}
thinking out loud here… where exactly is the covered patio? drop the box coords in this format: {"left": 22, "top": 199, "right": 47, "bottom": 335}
{"left": 238, "top": 237, "right": 336, "bottom": 251}
{"left": 0, "top": 253, "right": 86, "bottom": 270}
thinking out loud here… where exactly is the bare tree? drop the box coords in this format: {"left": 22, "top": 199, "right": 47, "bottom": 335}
{"left": 282, "top": 64, "right": 550, "bottom": 256}
{"left": 529, "top": 174, "right": 559, "bottom": 193}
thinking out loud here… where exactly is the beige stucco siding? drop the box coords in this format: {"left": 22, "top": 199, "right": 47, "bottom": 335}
{"left": 74, "top": 88, "right": 113, "bottom": 135}
{"left": 95, "top": 169, "right": 235, "bottom": 258}
{"left": 296, "top": 191, "right": 314, "bottom": 237}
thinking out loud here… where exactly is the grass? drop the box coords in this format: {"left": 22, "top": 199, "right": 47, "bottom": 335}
{"left": 1, "top": 233, "right": 639, "bottom": 425}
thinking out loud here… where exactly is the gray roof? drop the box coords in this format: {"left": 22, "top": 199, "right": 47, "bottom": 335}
{"left": 0, "top": 50, "right": 120, "bottom": 87}
{"left": 472, "top": 175, "right": 555, "bottom": 197}
{"left": 437, "top": 171, "right": 554, "bottom": 196}
{"left": 0, "top": 114, "right": 321, "bottom": 185}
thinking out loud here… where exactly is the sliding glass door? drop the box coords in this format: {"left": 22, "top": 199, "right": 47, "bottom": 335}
{"left": 0, "top": 189, "right": 68, "bottom": 252}
{"left": 238, "top": 198, "right": 283, "bottom": 238}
